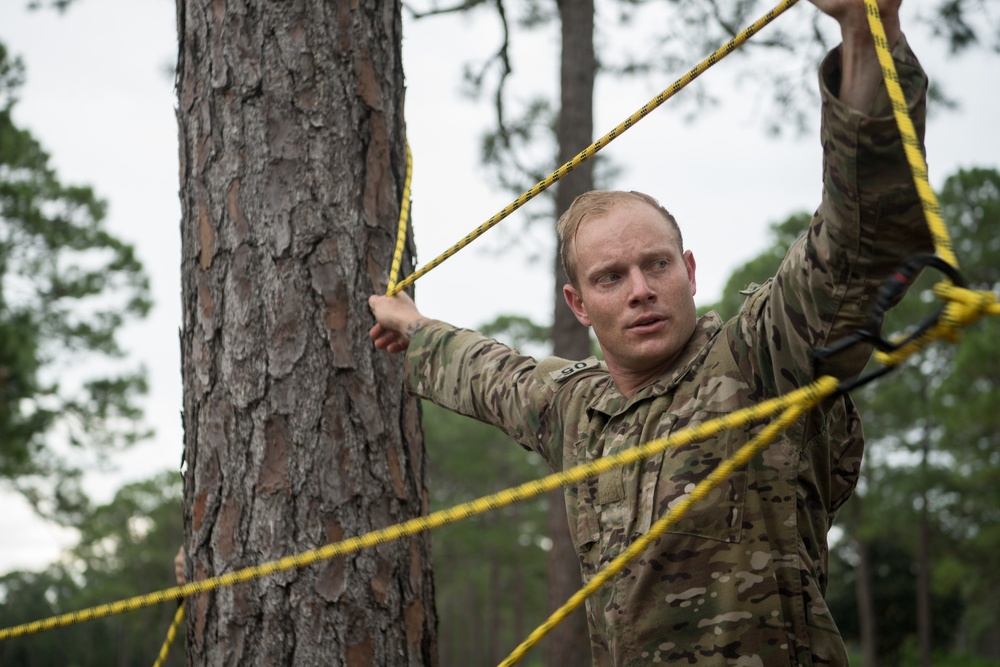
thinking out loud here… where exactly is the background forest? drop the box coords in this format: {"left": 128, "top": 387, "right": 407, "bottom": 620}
{"left": 2, "top": 0, "right": 999, "bottom": 665}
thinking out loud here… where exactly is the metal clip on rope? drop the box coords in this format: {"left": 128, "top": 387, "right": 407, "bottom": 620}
{"left": 812, "top": 254, "right": 965, "bottom": 394}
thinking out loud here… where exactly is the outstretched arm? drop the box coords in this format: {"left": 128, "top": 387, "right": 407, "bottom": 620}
{"left": 811, "top": 0, "right": 902, "bottom": 111}
{"left": 368, "top": 292, "right": 433, "bottom": 354}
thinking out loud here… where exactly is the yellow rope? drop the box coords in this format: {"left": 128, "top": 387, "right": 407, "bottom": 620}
{"left": 861, "top": 0, "right": 958, "bottom": 269}
{"left": 858, "top": 0, "right": 997, "bottom": 365}
{"left": 875, "top": 283, "right": 999, "bottom": 366}
{"left": 499, "top": 376, "right": 839, "bottom": 666}
{"left": 387, "top": 143, "right": 414, "bottom": 294}
{"left": 6, "top": 0, "right": 998, "bottom": 658}
{"left": 387, "top": 0, "right": 802, "bottom": 296}
{"left": 0, "top": 377, "right": 836, "bottom": 642}
{"left": 151, "top": 603, "right": 185, "bottom": 667}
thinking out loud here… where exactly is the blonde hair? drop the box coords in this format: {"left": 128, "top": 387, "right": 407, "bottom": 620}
{"left": 557, "top": 190, "right": 682, "bottom": 286}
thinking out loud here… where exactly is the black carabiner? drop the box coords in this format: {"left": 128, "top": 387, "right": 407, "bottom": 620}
{"left": 813, "top": 254, "right": 966, "bottom": 394}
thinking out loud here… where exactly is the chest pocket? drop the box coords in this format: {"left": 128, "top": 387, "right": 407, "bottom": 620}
{"left": 571, "top": 410, "right": 751, "bottom": 572}
{"left": 635, "top": 410, "right": 750, "bottom": 544}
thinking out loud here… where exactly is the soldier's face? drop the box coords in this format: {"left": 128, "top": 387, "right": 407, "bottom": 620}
{"left": 563, "top": 201, "right": 698, "bottom": 388}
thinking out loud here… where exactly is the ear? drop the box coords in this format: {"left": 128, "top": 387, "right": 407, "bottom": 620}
{"left": 683, "top": 250, "right": 697, "bottom": 297}
{"left": 563, "top": 283, "right": 591, "bottom": 327}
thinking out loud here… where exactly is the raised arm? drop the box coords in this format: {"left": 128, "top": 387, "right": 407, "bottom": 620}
{"left": 733, "top": 0, "right": 931, "bottom": 393}
{"left": 810, "top": 0, "right": 901, "bottom": 111}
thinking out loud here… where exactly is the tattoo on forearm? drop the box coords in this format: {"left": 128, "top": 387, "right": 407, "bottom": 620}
{"left": 406, "top": 318, "right": 428, "bottom": 339}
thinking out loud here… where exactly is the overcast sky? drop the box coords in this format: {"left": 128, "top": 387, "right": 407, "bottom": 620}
{"left": 0, "top": 0, "right": 997, "bottom": 576}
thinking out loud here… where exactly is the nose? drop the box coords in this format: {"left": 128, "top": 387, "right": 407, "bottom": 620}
{"left": 627, "top": 270, "right": 656, "bottom": 305}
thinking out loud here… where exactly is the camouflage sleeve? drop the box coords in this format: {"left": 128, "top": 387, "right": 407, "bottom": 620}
{"left": 738, "top": 35, "right": 933, "bottom": 393}
{"left": 404, "top": 320, "right": 569, "bottom": 462}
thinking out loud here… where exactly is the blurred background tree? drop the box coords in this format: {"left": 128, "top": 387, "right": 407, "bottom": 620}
{"left": 0, "top": 471, "right": 183, "bottom": 666}
{"left": 0, "top": 39, "right": 151, "bottom": 525}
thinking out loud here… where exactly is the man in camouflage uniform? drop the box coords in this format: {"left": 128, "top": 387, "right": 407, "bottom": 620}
{"left": 370, "top": 0, "right": 932, "bottom": 663}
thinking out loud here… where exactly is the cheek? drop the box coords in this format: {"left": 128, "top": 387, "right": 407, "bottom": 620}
{"left": 587, "top": 306, "right": 615, "bottom": 333}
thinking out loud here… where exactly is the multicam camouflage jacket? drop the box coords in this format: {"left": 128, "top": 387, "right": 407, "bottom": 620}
{"left": 406, "top": 38, "right": 930, "bottom": 667}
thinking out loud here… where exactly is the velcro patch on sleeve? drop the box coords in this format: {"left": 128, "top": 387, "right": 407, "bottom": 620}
{"left": 549, "top": 358, "right": 601, "bottom": 383}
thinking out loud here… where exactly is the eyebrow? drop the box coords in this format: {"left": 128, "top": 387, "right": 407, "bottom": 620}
{"left": 584, "top": 245, "right": 677, "bottom": 282}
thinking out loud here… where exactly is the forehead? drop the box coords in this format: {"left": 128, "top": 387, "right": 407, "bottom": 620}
{"left": 575, "top": 201, "right": 682, "bottom": 253}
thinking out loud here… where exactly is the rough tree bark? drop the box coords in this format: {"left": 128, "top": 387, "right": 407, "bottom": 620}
{"left": 176, "top": 0, "right": 437, "bottom": 664}
{"left": 546, "top": 0, "right": 596, "bottom": 663}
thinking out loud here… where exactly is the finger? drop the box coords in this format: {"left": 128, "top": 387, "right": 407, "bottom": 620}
{"left": 373, "top": 330, "right": 401, "bottom": 350}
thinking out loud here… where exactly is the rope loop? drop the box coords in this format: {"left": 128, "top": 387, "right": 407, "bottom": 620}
{"left": 813, "top": 254, "right": 965, "bottom": 393}
{"left": 874, "top": 280, "right": 999, "bottom": 366}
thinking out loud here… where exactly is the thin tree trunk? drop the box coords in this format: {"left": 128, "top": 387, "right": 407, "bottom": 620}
{"left": 545, "top": 0, "right": 597, "bottom": 667}
{"left": 918, "top": 436, "right": 933, "bottom": 667}
{"left": 546, "top": 0, "right": 596, "bottom": 663}
{"left": 489, "top": 553, "right": 503, "bottom": 663}
{"left": 176, "top": 0, "right": 436, "bottom": 664}
{"left": 552, "top": 0, "right": 596, "bottom": 364}
{"left": 855, "top": 533, "right": 879, "bottom": 667}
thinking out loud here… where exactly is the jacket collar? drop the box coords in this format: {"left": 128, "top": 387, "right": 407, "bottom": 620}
{"left": 587, "top": 312, "right": 724, "bottom": 418}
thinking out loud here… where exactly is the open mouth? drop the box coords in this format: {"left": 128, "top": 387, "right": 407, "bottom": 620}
{"left": 629, "top": 316, "right": 664, "bottom": 331}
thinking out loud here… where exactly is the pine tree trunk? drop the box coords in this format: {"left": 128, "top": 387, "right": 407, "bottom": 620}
{"left": 918, "top": 436, "right": 933, "bottom": 667}
{"left": 855, "top": 533, "right": 879, "bottom": 667}
{"left": 176, "top": 0, "right": 437, "bottom": 664}
{"left": 547, "top": 0, "right": 596, "bottom": 663}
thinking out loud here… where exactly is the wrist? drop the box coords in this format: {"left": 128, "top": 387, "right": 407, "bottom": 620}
{"left": 837, "top": 20, "right": 900, "bottom": 111}
{"left": 406, "top": 317, "right": 430, "bottom": 339}
{"left": 839, "top": 6, "right": 900, "bottom": 51}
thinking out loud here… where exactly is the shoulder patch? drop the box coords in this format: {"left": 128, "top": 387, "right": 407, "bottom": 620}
{"left": 548, "top": 357, "right": 601, "bottom": 383}
{"left": 744, "top": 278, "right": 772, "bottom": 322}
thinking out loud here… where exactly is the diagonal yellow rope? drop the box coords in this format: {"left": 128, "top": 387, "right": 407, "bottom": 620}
{"left": 387, "top": 0, "right": 802, "bottom": 296}
{"left": 0, "top": 377, "right": 836, "bottom": 642}
{"left": 859, "top": 0, "right": 997, "bottom": 366}
{"left": 499, "top": 376, "right": 840, "bottom": 666}
{"left": 151, "top": 603, "right": 185, "bottom": 667}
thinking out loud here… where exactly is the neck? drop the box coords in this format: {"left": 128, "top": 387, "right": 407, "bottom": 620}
{"left": 607, "top": 355, "right": 679, "bottom": 398}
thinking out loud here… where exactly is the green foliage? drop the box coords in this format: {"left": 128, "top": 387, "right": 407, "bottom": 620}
{"left": 828, "top": 537, "right": 964, "bottom": 665}
{"left": 480, "top": 314, "right": 552, "bottom": 357}
{"left": 424, "top": 401, "right": 551, "bottom": 667}
{"left": 0, "top": 40, "right": 152, "bottom": 523}
{"left": 424, "top": 313, "right": 553, "bottom": 665}
{"left": 0, "top": 472, "right": 184, "bottom": 667}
